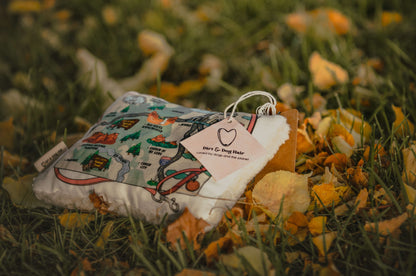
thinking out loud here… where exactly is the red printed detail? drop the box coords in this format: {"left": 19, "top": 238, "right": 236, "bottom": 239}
{"left": 54, "top": 167, "right": 109, "bottom": 185}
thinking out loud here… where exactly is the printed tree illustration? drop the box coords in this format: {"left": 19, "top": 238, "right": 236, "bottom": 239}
{"left": 103, "top": 158, "right": 111, "bottom": 170}
{"left": 121, "top": 131, "right": 141, "bottom": 142}
{"left": 121, "top": 106, "right": 130, "bottom": 113}
{"left": 127, "top": 143, "right": 141, "bottom": 156}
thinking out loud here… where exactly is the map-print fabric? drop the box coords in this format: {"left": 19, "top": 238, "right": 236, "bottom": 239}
{"left": 55, "top": 93, "right": 257, "bottom": 197}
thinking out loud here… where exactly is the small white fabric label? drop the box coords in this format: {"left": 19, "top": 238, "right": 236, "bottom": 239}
{"left": 181, "top": 118, "right": 268, "bottom": 180}
{"left": 34, "top": 141, "right": 68, "bottom": 172}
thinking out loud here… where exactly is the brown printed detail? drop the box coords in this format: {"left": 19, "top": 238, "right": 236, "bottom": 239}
{"left": 83, "top": 132, "right": 119, "bottom": 144}
{"left": 81, "top": 152, "right": 111, "bottom": 171}
{"left": 109, "top": 119, "right": 139, "bottom": 130}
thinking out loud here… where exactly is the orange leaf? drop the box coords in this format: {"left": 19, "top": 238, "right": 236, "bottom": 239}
{"left": 138, "top": 29, "right": 173, "bottom": 56}
{"left": 326, "top": 9, "right": 350, "bottom": 35}
{"left": 309, "top": 52, "right": 348, "bottom": 90}
{"left": 381, "top": 11, "right": 403, "bottom": 27}
{"left": 323, "top": 153, "right": 348, "bottom": 171}
{"left": 166, "top": 208, "right": 209, "bottom": 251}
{"left": 89, "top": 191, "right": 111, "bottom": 215}
{"left": 285, "top": 12, "right": 309, "bottom": 33}
{"left": 287, "top": 211, "right": 309, "bottom": 227}
{"left": 8, "top": 0, "right": 41, "bottom": 13}
{"left": 312, "top": 182, "right": 341, "bottom": 208}
{"left": 149, "top": 79, "right": 206, "bottom": 102}
{"left": 364, "top": 212, "right": 408, "bottom": 235}
{"left": 308, "top": 216, "right": 327, "bottom": 236}
{"left": 297, "top": 124, "right": 314, "bottom": 154}
{"left": 204, "top": 231, "right": 241, "bottom": 265}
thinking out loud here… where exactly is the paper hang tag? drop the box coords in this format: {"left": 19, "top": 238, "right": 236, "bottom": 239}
{"left": 34, "top": 141, "right": 68, "bottom": 172}
{"left": 180, "top": 118, "right": 268, "bottom": 181}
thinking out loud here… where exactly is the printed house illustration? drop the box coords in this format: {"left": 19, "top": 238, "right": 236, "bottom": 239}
{"left": 110, "top": 119, "right": 139, "bottom": 130}
{"left": 81, "top": 152, "right": 111, "bottom": 171}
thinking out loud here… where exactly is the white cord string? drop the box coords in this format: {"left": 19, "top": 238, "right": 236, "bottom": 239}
{"left": 223, "top": 90, "right": 277, "bottom": 122}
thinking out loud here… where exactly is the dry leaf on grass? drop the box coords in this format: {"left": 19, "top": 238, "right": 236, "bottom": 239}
{"left": 364, "top": 212, "right": 408, "bottom": 236}
{"left": 277, "top": 83, "right": 304, "bottom": 107}
{"left": 0, "top": 224, "right": 19, "bottom": 247}
{"left": 2, "top": 150, "right": 29, "bottom": 171}
{"left": 354, "top": 188, "right": 368, "bottom": 213}
{"left": 8, "top": 0, "right": 42, "bottom": 13}
{"left": 175, "top": 269, "right": 215, "bottom": 276}
{"left": 149, "top": 79, "right": 206, "bottom": 102}
{"left": 3, "top": 174, "right": 50, "bottom": 208}
{"left": 392, "top": 105, "right": 415, "bottom": 137}
{"left": 96, "top": 221, "right": 114, "bottom": 249}
{"left": 323, "top": 153, "right": 348, "bottom": 171}
{"left": 308, "top": 52, "right": 349, "bottom": 90}
{"left": 89, "top": 191, "right": 111, "bottom": 215}
{"left": 204, "top": 231, "right": 242, "bottom": 265}
{"left": 402, "top": 144, "right": 416, "bottom": 187}
{"left": 312, "top": 231, "right": 337, "bottom": 256}
{"left": 220, "top": 246, "right": 272, "bottom": 275}
{"left": 287, "top": 211, "right": 309, "bottom": 227}
{"left": 166, "top": 208, "right": 209, "bottom": 251}
{"left": 58, "top": 212, "right": 95, "bottom": 229}
{"left": 308, "top": 216, "right": 327, "bottom": 236}
{"left": 252, "top": 171, "right": 310, "bottom": 220}
{"left": 297, "top": 124, "right": 315, "bottom": 155}
{"left": 404, "top": 184, "right": 416, "bottom": 205}
{"left": 312, "top": 183, "right": 340, "bottom": 208}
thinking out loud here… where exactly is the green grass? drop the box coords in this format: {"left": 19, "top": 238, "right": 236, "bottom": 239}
{"left": 1, "top": 0, "right": 416, "bottom": 275}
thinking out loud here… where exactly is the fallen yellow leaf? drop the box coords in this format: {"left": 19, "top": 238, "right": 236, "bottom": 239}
{"left": 402, "top": 144, "right": 416, "bottom": 187}
{"left": 3, "top": 174, "right": 50, "bottom": 208}
{"left": 312, "top": 182, "right": 341, "bottom": 208}
{"left": 166, "top": 208, "right": 209, "bottom": 251}
{"left": 58, "top": 213, "right": 95, "bottom": 229}
{"left": 2, "top": 150, "right": 29, "bottom": 171}
{"left": 329, "top": 108, "right": 372, "bottom": 145}
{"left": 312, "top": 231, "right": 337, "bottom": 256}
{"left": 308, "top": 216, "right": 327, "bottom": 236}
{"left": 297, "top": 124, "right": 315, "bottom": 155}
{"left": 149, "top": 79, "right": 206, "bottom": 102}
{"left": 323, "top": 153, "right": 348, "bottom": 171}
{"left": 220, "top": 246, "right": 272, "bottom": 275}
{"left": 8, "top": 0, "right": 41, "bottom": 13}
{"left": 392, "top": 105, "right": 414, "bottom": 137}
{"left": 96, "top": 221, "right": 114, "bottom": 249}
{"left": 309, "top": 52, "right": 349, "bottom": 90}
{"left": 252, "top": 171, "right": 310, "bottom": 220}
{"left": 364, "top": 212, "right": 408, "bottom": 235}
{"left": 403, "top": 184, "right": 416, "bottom": 205}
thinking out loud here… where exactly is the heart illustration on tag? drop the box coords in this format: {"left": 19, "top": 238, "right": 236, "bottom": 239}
{"left": 217, "top": 128, "right": 237, "bottom": 147}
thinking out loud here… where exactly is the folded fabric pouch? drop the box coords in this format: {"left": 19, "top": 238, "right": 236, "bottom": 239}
{"left": 33, "top": 91, "right": 289, "bottom": 227}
